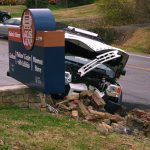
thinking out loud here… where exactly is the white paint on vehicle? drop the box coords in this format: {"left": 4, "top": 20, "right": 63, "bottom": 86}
{"left": 65, "top": 32, "right": 125, "bottom": 53}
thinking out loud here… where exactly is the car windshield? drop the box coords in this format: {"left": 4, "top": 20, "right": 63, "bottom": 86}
{"left": 4, "top": 18, "right": 20, "bottom": 25}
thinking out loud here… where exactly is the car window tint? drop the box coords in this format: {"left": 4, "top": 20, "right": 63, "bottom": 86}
{"left": 15, "top": 20, "right": 20, "bottom": 25}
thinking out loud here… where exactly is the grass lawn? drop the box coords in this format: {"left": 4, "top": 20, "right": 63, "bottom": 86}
{"left": 0, "top": 5, "right": 26, "bottom": 17}
{"left": 0, "top": 106, "right": 150, "bottom": 150}
{"left": 0, "top": 4, "right": 63, "bottom": 18}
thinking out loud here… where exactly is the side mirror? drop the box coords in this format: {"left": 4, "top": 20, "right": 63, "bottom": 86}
{"left": 121, "top": 70, "right": 126, "bottom": 76}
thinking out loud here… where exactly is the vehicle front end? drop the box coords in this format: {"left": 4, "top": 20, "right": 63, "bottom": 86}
{"left": 64, "top": 26, "right": 129, "bottom": 113}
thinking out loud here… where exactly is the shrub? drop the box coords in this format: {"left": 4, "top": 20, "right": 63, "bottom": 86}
{"left": 97, "top": 0, "right": 135, "bottom": 25}
{"left": 135, "top": 0, "right": 150, "bottom": 18}
{"left": 16, "top": 0, "right": 25, "bottom": 5}
{"left": 1, "top": 0, "right": 17, "bottom": 5}
{"left": 69, "top": 0, "right": 95, "bottom": 7}
{"left": 25, "top": 0, "right": 49, "bottom": 8}
{"left": 61, "top": 0, "right": 95, "bottom": 8}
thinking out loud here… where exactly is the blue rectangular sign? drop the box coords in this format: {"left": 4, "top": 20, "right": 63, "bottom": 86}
{"left": 8, "top": 28, "right": 65, "bottom": 94}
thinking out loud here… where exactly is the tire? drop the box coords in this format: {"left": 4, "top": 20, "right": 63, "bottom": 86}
{"left": 2, "top": 15, "right": 10, "bottom": 22}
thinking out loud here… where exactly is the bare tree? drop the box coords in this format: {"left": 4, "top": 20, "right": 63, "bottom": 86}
{"left": 63, "top": 0, "right": 68, "bottom": 8}
{"left": 35, "top": 0, "right": 38, "bottom": 8}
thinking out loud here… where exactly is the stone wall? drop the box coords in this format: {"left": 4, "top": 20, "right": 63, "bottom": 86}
{"left": 0, "top": 85, "right": 53, "bottom": 110}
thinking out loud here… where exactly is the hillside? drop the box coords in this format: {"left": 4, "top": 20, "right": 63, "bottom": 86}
{"left": 0, "top": 3, "right": 150, "bottom": 54}
{"left": 120, "top": 27, "right": 150, "bottom": 54}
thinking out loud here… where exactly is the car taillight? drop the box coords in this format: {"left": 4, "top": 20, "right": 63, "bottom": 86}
{"left": 106, "top": 84, "right": 121, "bottom": 98}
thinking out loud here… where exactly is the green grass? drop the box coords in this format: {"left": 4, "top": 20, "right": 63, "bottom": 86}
{"left": 0, "top": 106, "right": 150, "bottom": 150}
{"left": 0, "top": 4, "right": 63, "bottom": 17}
{"left": 0, "top": 5, "right": 26, "bottom": 17}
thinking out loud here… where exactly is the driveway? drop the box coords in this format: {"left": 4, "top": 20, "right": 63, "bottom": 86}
{"left": 0, "top": 39, "right": 21, "bottom": 86}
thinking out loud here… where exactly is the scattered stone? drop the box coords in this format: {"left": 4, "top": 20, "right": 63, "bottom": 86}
{"left": 103, "top": 119, "right": 111, "bottom": 125}
{"left": 78, "top": 100, "right": 90, "bottom": 116}
{"left": 68, "top": 101, "right": 78, "bottom": 110}
{"left": 91, "top": 93, "right": 106, "bottom": 108}
{"left": 97, "top": 122, "right": 113, "bottom": 134}
{"left": 129, "top": 108, "right": 150, "bottom": 122}
{"left": 45, "top": 92, "right": 150, "bottom": 138}
{"left": 110, "top": 114, "right": 124, "bottom": 123}
{"left": 88, "top": 107, "right": 107, "bottom": 119}
{"left": 71, "top": 110, "right": 79, "bottom": 120}
{"left": 126, "top": 115, "right": 145, "bottom": 130}
{"left": 65, "top": 95, "right": 79, "bottom": 101}
{"left": 58, "top": 103, "right": 71, "bottom": 111}
{"left": 85, "top": 114, "right": 101, "bottom": 121}
{"left": 126, "top": 109, "right": 150, "bottom": 137}
{"left": 0, "top": 139, "right": 4, "bottom": 145}
{"left": 56, "top": 99, "right": 72, "bottom": 105}
{"left": 111, "top": 123, "right": 132, "bottom": 134}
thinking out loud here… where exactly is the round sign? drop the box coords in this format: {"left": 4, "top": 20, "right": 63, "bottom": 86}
{"left": 21, "top": 10, "right": 35, "bottom": 51}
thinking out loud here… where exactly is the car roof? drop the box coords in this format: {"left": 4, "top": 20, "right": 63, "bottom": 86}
{"left": 10, "top": 18, "right": 21, "bottom": 20}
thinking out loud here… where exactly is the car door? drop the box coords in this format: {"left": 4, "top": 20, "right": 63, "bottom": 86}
{"left": 0, "top": 19, "right": 19, "bottom": 37}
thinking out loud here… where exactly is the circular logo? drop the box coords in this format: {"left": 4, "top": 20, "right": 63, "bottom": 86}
{"left": 21, "top": 10, "right": 35, "bottom": 50}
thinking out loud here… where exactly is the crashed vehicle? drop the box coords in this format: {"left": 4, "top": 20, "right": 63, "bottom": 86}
{"left": 59, "top": 26, "right": 129, "bottom": 113}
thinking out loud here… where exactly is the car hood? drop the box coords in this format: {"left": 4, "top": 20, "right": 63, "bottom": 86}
{"left": 65, "top": 30, "right": 129, "bottom": 78}
{"left": 65, "top": 32, "right": 122, "bottom": 52}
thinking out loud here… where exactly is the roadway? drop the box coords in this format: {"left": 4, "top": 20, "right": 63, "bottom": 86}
{"left": 120, "top": 53, "right": 150, "bottom": 109}
{"left": 0, "top": 39, "right": 21, "bottom": 85}
{"left": 0, "top": 39, "right": 150, "bottom": 109}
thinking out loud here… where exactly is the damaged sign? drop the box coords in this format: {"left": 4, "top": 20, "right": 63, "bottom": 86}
{"left": 54, "top": 26, "right": 129, "bottom": 113}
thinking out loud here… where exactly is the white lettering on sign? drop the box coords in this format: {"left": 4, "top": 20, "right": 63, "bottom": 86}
{"left": 33, "top": 56, "right": 43, "bottom": 65}
{"left": 17, "top": 59, "right": 30, "bottom": 69}
{"left": 23, "top": 54, "right": 31, "bottom": 61}
{"left": 21, "top": 10, "right": 35, "bottom": 50}
{"left": 16, "top": 51, "right": 23, "bottom": 59}
{"left": 35, "top": 65, "right": 42, "bottom": 73}
{"left": 9, "top": 31, "right": 21, "bottom": 38}
{"left": 9, "top": 53, "right": 16, "bottom": 60}
{"left": 10, "top": 50, "right": 43, "bottom": 74}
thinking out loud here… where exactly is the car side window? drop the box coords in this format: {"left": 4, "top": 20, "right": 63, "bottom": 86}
{"left": 4, "top": 19, "right": 14, "bottom": 25}
{"left": 14, "top": 20, "right": 20, "bottom": 25}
